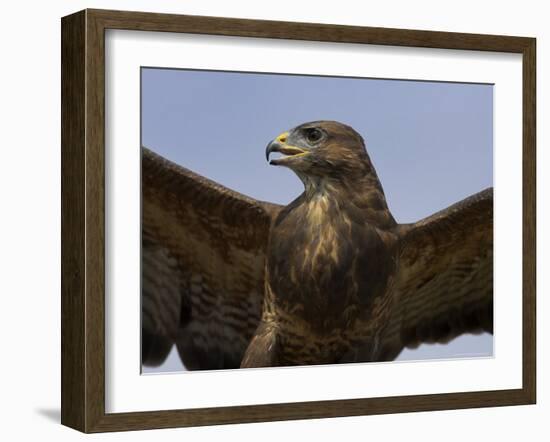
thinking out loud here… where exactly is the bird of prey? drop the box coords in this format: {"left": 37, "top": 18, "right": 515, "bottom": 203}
{"left": 142, "top": 120, "right": 493, "bottom": 370}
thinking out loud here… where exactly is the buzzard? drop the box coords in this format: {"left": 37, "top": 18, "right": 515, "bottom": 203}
{"left": 142, "top": 120, "right": 493, "bottom": 370}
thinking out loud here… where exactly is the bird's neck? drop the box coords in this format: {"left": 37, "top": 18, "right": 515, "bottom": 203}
{"left": 296, "top": 172, "right": 396, "bottom": 229}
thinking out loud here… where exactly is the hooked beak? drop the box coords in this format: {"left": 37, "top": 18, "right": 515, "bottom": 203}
{"left": 265, "top": 132, "right": 309, "bottom": 166}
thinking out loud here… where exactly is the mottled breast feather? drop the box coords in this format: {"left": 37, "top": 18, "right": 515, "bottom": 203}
{"left": 376, "top": 188, "right": 493, "bottom": 361}
{"left": 141, "top": 147, "right": 281, "bottom": 369}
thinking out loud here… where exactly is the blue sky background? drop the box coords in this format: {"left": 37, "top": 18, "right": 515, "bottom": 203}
{"left": 141, "top": 67, "right": 493, "bottom": 373}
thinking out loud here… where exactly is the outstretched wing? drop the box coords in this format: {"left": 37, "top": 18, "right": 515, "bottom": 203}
{"left": 377, "top": 188, "right": 493, "bottom": 361}
{"left": 142, "top": 147, "right": 280, "bottom": 370}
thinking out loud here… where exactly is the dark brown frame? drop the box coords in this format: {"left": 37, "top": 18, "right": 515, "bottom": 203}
{"left": 61, "top": 8, "right": 536, "bottom": 433}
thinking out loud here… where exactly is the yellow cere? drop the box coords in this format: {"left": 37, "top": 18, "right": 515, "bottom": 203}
{"left": 274, "top": 131, "right": 309, "bottom": 158}
{"left": 276, "top": 132, "right": 289, "bottom": 143}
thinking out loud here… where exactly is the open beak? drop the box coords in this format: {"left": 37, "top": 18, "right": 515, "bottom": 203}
{"left": 265, "top": 133, "right": 308, "bottom": 166}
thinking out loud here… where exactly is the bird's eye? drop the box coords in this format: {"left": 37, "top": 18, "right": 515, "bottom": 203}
{"left": 304, "top": 128, "right": 323, "bottom": 144}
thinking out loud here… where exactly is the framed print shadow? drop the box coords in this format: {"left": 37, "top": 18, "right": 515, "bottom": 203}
{"left": 61, "top": 9, "right": 536, "bottom": 433}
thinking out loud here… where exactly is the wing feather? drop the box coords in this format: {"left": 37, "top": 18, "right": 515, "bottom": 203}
{"left": 141, "top": 147, "right": 280, "bottom": 369}
{"left": 377, "top": 188, "right": 493, "bottom": 361}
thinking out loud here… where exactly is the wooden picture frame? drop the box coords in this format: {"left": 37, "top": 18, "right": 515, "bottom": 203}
{"left": 61, "top": 8, "right": 536, "bottom": 433}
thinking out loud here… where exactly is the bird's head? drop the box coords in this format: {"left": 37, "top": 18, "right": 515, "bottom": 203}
{"left": 265, "top": 121, "right": 373, "bottom": 186}
{"left": 267, "top": 120, "right": 395, "bottom": 225}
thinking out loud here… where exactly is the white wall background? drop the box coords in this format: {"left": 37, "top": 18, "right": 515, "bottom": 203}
{"left": 0, "top": 0, "right": 546, "bottom": 440}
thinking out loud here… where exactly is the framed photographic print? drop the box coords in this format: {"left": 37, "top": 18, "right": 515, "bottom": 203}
{"left": 61, "top": 9, "right": 536, "bottom": 433}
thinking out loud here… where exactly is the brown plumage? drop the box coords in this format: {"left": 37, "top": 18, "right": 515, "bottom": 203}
{"left": 142, "top": 120, "right": 493, "bottom": 370}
